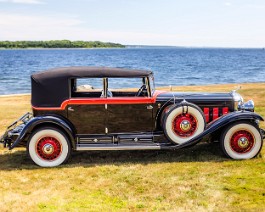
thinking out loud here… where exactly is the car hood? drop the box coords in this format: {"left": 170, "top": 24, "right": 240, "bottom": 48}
{"left": 156, "top": 91, "right": 233, "bottom": 102}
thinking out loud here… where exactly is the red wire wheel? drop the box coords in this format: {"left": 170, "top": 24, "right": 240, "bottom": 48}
{"left": 28, "top": 128, "right": 71, "bottom": 167}
{"left": 221, "top": 122, "right": 262, "bottom": 159}
{"left": 172, "top": 113, "right": 198, "bottom": 137}
{"left": 230, "top": 130, "right": 255, "bottom": 154}
{"left": 163, "top": 103, "right": 206, "bottom": 144}
{"left": 36, "top": 136, "right": 62, "bottom": 161}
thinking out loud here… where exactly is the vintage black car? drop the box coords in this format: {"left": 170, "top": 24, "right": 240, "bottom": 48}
{"left": 1, "top": 67, "right": 264, "bottom": 167}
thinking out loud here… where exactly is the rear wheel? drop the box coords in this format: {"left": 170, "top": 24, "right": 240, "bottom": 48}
{"left": 27, "top": 127, "right": 71, "bottom": 167}
{"left": 162, "top": 103, "right": 206, "bottom": 144}
{"left": 220, "top": 122, "right": 263, "bottom": 159}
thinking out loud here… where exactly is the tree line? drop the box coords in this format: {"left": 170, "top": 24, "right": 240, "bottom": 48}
{"left": 0, "top": 40, "right": 125, "bottom": 49}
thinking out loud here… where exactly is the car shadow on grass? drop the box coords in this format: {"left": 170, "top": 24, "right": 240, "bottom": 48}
{"left": 0, "top": 142, "right": 232, "bottom": 170}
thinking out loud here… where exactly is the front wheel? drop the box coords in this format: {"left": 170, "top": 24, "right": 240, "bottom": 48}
{"left": 27, "top": 127, "right": 71, "bottom": 167}
{"left": 220, "top": 122, "right": 263, "bottom": 159}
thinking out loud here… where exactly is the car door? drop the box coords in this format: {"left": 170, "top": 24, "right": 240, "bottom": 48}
{"left": 107, "top": 101, "right": 153, "bottom": 133}
{"left": 106, "top": 77, "right": 153, "bottom": 134}
{"left": 67, "top": 104, "right": 106, "bottom": 134}
{"left": 67, "top": 78, "right": 106, "bottom": 134}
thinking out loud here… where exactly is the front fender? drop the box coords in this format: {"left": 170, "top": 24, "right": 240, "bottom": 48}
{"left": 10, "top": 116, "right": 76, "bottom": 150}
{"left": 162, "top": 111, "right": 264, "bottom": 150}
{"left": 206, "top": 111, "right": 263, "bottom": 130}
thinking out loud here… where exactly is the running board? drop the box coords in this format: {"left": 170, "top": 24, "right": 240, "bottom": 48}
{"left": 76, "top": 144, "right": 161, "bottom": 151}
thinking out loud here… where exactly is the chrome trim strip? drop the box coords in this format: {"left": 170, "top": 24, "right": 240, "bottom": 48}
{"left": 76, "top": 145, "right": 161, "bottom": 151}
{"left": 76, "top": 132, "right": 155, "bottom": 136}
{"left": 7, "top": 132, "right": 20, "bottom": 137}
{"left": 79, "top": 139, "right": 111, "bottom": 142}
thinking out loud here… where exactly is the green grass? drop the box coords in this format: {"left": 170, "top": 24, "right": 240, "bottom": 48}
{"left": 0, "top": 83, "right": 265, "bottom": 211}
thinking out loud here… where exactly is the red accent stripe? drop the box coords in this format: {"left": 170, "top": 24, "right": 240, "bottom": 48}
{"left": 222, "top": 107, "right": 229, "bottom": 115}
{"left": 32, "top": 90, "right": 166, "bottom": 111}
{"left": 203, "top": 108, "right": 209, "bottom": 122}
{"left": 213, "top": 107, "right": 219, "bottom": 120}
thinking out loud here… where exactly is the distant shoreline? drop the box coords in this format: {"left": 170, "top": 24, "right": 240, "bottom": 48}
{"left": 0, "top": 40, "right": 125, "bottom": 49}
{"left": 0, "top": 47, "right": 126, "bottom": 50}
{"left": 0, "top": 40, "right": 264, "bottom": 49}
{"left": 0, "top": 46, "right": 264, "bottom": 50}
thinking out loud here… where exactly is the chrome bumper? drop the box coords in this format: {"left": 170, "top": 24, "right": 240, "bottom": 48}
{"left": 0, "top": 112, "right": 32, "bottom": 148}
{"left": 261, "top": 128, "right": 265, "bottom": 139}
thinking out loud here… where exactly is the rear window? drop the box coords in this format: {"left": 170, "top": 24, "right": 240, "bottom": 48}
{"left": 71, "top": 78, "right": 103, "bottom": 98}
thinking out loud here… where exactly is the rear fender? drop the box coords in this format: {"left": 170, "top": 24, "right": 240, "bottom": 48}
{"left": 162, "top": 111, "right": 264, "bottom": 149}
{"left": 10, "top": 116, "right": 76, "bottom": 150}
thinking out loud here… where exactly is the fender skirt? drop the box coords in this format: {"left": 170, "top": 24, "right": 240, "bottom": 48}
{"left": 9, "top": 116, "right": 75, "bottom": 150}
{"left": 161, "top": 111, "right": 264, "bottom": 150}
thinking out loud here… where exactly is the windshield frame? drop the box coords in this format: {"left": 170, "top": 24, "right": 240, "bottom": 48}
{"left": 149, "top": 75, "right": 156, "bottom": 96}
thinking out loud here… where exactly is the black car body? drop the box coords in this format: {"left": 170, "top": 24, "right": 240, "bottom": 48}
{"left": 1, "top": 67, "right": 264, "bottom": 167}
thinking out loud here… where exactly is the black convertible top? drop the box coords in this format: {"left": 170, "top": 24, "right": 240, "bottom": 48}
{"left": 31, "top": 66, "right": 153, "bottom": 107}
{"left": 32, "top": 66, "right": 152, "bottom": 80}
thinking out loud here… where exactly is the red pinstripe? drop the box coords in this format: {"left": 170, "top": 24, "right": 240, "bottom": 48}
{"left": 32, "top": 90, "right": 166, "bottom": 111}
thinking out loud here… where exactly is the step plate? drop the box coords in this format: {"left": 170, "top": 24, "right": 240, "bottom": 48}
{"left": 77, "top": 133, "right": 155, "bottom": 144}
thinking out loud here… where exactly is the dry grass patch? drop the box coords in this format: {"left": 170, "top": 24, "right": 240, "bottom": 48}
{"left": 0, "top": 83, "right": 264, "bottom": 211}
{"left": 0, "top": 95, "right": 31, "bottom": 133}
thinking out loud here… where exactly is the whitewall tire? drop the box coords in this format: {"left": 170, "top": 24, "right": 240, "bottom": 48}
{"left": 162, "top": 103, "right": 206, "bottom": 144}
{"left": 221, "top": 122, "right": 263, "bottom": 159}
{"left": 28, "top": 127, "right": 71, "bottom": 167}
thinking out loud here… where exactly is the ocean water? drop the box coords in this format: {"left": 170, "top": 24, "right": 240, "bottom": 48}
{"left": 0, "top": 48, "right": 265, "bottom": 95}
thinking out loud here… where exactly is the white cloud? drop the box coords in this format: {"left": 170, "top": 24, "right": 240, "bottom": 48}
{"left": 0, "top": 12, "right": 177, "bottom": 44}
{"left": 0, "top": 13, "right": 83, "bottom": 28}
{"left": 225, "top": 2, "right": 231, "bottom": 6}
{"left": 0, "top": 13, "right": 265, "bottom": 47}
{"left": 0, "top": 0, "right": 44, "bottom": 4}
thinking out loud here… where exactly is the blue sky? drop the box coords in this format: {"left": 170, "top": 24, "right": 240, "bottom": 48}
{"left": 0, "top": 0, "right": 265, "bottom": 47}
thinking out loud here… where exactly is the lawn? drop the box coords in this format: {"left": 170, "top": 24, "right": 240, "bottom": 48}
{"left": 0, "top": 83, "right": 264, "bottom": 211}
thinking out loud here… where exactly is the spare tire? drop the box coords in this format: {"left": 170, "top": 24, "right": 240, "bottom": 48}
{"left": 162, "top": 102, "right": 206, "bottom": 144}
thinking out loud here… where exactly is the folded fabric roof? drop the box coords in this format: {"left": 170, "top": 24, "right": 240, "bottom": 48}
{"left": 31, "top": 66, "right": 153, "bottom": 107}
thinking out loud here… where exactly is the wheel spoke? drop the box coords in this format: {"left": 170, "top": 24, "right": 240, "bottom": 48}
{"left": 230, "top": 130, "right": 255, "bottom": 154}
{"left": 172, "top": 113, "right": 198, "bottom": 137}
{"left": 36, "top": 136, "right": 62, "bottom": 161}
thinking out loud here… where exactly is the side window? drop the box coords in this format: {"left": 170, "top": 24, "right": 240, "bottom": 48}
{"left": 71, "top": 78, "right": 103, "bottom": 98}
{"left": 107, "top": 77, "right": 148, "bottom": 97}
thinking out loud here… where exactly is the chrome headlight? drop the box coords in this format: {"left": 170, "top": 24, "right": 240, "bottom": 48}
{"left": 232, "top": 91, "right": 244, "bottom": 111}
{"left": 231, "top": 91, "right": 255, "bottom": 112}
{"left": 238, "top": 100, "right": 255, "bottom": 112}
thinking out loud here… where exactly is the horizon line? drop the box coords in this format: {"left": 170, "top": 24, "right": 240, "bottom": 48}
{"left": 0, "top": 40, "right": 264, "bottom": 49}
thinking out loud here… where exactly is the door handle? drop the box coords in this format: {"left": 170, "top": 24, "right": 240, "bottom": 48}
{"left": 68, "top": 107, "right": 74, "bottom": 112}
{"left": 147, "top": 105, "right": 153, "bottom": 110}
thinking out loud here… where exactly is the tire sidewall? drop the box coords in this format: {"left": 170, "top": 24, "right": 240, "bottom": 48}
{"left": 221, "top": 122, "right": 263, "bottom": 159}
{"left": 163, "top": 103, "right": 206, "bottom": 144}
{"left": 28, "top": 128, "right": 71, "bottom": 167}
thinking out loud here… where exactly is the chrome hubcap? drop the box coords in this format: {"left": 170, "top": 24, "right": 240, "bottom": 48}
{"left": 180, "top": 120, "right": 191, "bottom": 132}
{"left": 42, "top": 143, "right": 54, "bottom": 155}
{"left": 238, "top": 137, "right": 249, "bottom": 148}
